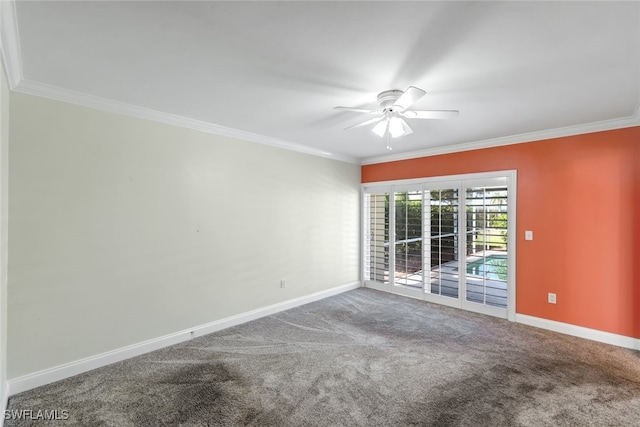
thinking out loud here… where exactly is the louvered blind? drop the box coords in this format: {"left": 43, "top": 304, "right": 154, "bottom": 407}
{"left": 364, "top": 191, "right": 389, "bottom": 283}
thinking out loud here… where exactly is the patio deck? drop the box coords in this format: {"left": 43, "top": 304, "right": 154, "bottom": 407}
{"left": 394, "top": 252, "right": 508, "bottom": 308}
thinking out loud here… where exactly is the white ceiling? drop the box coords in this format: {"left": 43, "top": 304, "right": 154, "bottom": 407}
{"left": 6, "top": 1, "right": 640, "bottom": 163}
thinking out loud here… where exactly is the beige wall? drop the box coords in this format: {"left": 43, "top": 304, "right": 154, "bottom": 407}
{"left": 8, "top": 93, "right": 360, "bottom": 378}
{"left": 0, "top": 57, "right": 9, "bottom": 402}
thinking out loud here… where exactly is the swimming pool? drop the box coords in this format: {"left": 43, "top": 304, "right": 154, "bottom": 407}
{"left": 466, "top": 254, "right": 507, "bottom": 281}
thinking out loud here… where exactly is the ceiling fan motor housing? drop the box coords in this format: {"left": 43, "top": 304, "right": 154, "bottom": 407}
{"left": 377, "top": 89, "right": 404, "bottom": 112}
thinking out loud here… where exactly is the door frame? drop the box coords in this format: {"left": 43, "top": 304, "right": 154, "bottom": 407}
{"left": 362, "top": 170, "right": 517, "bottom": 321}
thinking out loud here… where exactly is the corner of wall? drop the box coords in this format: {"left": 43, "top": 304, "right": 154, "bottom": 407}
{"left": 0, "top": 27, "right": 11, "bottom": 426}
{"left": 0, "top": 0, "right": 23, "bottom": 90}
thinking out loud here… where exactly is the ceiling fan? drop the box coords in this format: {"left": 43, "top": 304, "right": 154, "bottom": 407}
{"left": 334, "top": 86, "right": 459, "bottom": 150}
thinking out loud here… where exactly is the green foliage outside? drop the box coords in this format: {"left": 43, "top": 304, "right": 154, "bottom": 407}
{"left": 378, "top": 190, "right": 507, "bottom": 269}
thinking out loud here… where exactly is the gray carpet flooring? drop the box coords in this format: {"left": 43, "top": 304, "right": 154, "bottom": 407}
{"left": 6, "top": 288, "right": 640, "bottom": 426}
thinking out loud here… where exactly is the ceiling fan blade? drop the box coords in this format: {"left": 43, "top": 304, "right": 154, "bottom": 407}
{"left": 344, "top": 117, "right": 382, "bottom": 131}
{"left": 402, "top": 110, "right": 459, "bottom": 119}
{"left": 334, "top": 106, "right": 379, "bottom": 114}
{"left": 393, "top": 86, "right": 426, "bottom": 111}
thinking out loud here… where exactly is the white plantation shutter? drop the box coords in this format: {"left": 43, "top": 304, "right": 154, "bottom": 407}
{"left": 364, "top": 190, "right": 389, "bottom": 283}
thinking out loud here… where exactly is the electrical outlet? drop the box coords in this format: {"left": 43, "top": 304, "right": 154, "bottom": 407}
{"left": 548, "top": 293, "right": 556, "bottom": 304}
{"left": 280, "top": 279, "right": 286, "bottom": 288}
{"left": 525, "top": 230, "right": 533, "bottom": 240}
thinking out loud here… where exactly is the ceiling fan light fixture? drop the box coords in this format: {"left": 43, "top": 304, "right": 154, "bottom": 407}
{"left": 372, "top": 120, "right": 388, "bottom": 137}
{"left": 388, "top": 116, "right": 405, "bottom": 138}
{"left": 400, "top": 118, "right": 413, "bottom": 136}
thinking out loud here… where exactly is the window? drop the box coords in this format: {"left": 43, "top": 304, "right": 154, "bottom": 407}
{"left": 363, "top": 171, "right": 516, "bottom": 320}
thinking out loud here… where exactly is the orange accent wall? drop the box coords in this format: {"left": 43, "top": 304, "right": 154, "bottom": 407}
{"left": 362, "top": 126, "right": 640, "bottom": 339}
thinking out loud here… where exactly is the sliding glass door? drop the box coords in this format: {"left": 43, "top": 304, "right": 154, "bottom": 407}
{"left": 363, "top": 171, "right": 516, "bottom": 320}
{"left": 394, "top": 189, "right": 423, "bottom": 289}
{"left": 464, "top": 182, "right": 509, "bottom": 309}
{"left": 426, "top": 187, "right": 459, "bottom": 300}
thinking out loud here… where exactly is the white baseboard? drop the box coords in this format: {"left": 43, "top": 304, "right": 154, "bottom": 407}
{"left": 8, "top": 284, "right": 636, "bottom": 399}
{"left": 516, "top": 314, "right": 640, "bottom": 351}
{"left": 366, "top": 283, "right": 640, "bottom": 351}
{"left": 7, "top": 282, "right": 360, "bottom": 396}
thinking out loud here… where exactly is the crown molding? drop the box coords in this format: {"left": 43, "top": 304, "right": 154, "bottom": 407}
{"left": 361, "top": 112, "right": 640, "bottom": 165}
{"left": 0, "top": 0, "right": 357, "bottom": 165}
{"left": 14, "top": 79, "right": 358, "bottom": 164}
{"left": 2, "top": 0, "right": 637, "bottom": 167}
{"left": 0, "top": 0, "right": 357, "bottom": 164}
{"left": 0, "top": 0, "right": 22, "bottom": 89}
